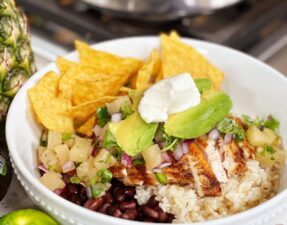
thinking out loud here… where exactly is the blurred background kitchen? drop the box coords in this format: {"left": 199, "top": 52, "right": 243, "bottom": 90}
{"left": 17, "top": 0, "right": 287, "bottom": 75}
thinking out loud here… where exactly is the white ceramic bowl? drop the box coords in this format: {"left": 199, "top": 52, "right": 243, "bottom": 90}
{"left": 6, "top": 37, "right": 287, "bottom": 225}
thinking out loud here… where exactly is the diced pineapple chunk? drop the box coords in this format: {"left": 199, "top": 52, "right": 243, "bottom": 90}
{"left": 142, "top": 144, "right": 162, "bottom": 171}
{"left": 106, "top": 96, "right": 131, "bottom": 115}
{"left": 47, "top": 131, "right": 62, "bottom": 151}
{"left": 55, "top": 144, "right": 70, "bottom": 167}
{"left": 39, "top": 171, "right": 65, "bottom": 191}
{"left": 255, "top": 147, "right": 275, "bottom": 168}
{"left": 40, "top": 149, "right": 62, "bottom": 172}
{"left": 273, "top": 147, "right": 287, "bottom": 165}
{"left": 247, "top": 126, "right": 277, "bottom": 146}
{"left": 93, "top": 149, "right": 117, "bottom": 170}
{"left": 38, "top": 146, "right": 46, "bottom": 163}
{"left": 262, "top": 128, "right": 277, "bottom": 145}
{"left": 76, "top": 157, "right": 97, "bottom": 183}
{"left": 64, "top": 138, "right": 75, "bottom": 148}
{"left": 69, "top": 136, "right": 92, "bottom": 162}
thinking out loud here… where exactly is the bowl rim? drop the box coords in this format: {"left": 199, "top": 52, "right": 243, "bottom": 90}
{"left": 6, "top": 36, "right": 287, "bottom": 225}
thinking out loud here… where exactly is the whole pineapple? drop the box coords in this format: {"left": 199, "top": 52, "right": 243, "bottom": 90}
{"left": 0, "top": 0, "right": 35, "bottom": 121}
{"left": 0, "top": 0, "right": 35, "bottom": 201}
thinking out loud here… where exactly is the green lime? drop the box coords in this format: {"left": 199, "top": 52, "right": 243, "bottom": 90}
{"left": 0, "top": 209, "right": 58, "bottom": 225}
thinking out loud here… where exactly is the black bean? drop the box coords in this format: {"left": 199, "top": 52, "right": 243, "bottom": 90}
{"left": 69, "top": 194, "right": 81, "bottom": 205}
{"left": 124, "top": 187, "right": 135, "bottom": 198}
{"left": 67, "top": 184, "right": 78, "bottom": 195}
{"left": 62, "top": 173, "right": 71, "bottom": 184}
{"left": 167, "top": 213, "right": 175, "bottom": 223}
{"left": 103, "top": 192, "right": 113, "bottom": 204}
{"left": 142, "top": 206, "right": 159, "bottom": 219}
{"left": 98, "top": 202, "right": 111, "bottom": 213}
{"left": 156, "top": 206, "right": 168, "bottom": 222}
{"left": 114, "top": 188, "right": 125, "bottom": 203}
{"left": 122, "top": 209, "right": 138, "bottom": 220}
{"left": 147, "top": 196, "right": 158, "bottom": 207}
{"left": 108, "top": 205, "right": 122, "bottom": 218}
{"left": 79, "top": 186, "right": 88, "bottom": 204}
{"left": 84, "top": 198, "right": 104, "bottom": 211}
{"left": 120, "top": 200, "right": 137, "bottom": 211}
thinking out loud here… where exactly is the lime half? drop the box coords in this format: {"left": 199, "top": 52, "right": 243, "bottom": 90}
{"left": 0, "top": 209, "right": 58, "bottom": 225}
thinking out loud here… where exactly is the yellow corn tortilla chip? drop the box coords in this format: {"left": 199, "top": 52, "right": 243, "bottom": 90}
{"left": 134, "top": 49, "right": 161, "bottom": 90}
{"left": 76, "top": 116, "right": 96, "bottom": 137}
{"left": 75, "top": 40, "right": 142, "bottom": 78}
{"left": 161, "top": 32, "right": 224, "bottom": 89}
{"left": 56, "top": 57, "right": 77, "bottom": 75}
{"left": 29, "top": 73, "right": 74, "bottom": 132}
{"left": 68, "top": 96, "right": 117, "bottom": 121}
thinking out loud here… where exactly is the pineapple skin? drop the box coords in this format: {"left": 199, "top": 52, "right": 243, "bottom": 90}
{"left": 0, "top": 0, "right": 35, "bottom": 121}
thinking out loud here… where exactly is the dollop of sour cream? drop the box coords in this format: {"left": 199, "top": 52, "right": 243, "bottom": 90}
{"left": 138, "top": 73, "right": 201, "bottom": 123}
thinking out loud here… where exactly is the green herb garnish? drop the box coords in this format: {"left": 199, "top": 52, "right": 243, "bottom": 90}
{"left": 260, "top": 145, "right": 276, "bottom": 156}
{"left": 242, "top": 114, "right": 279, "bottom": 131}
{"left": 161, "top": 126, "right": 181, "bottom": 151}
{"left": 132, "top": 158, "right": 145, "bottom": 166}
{"left": 217, "top": 118, "right": 245, "bottom": 142}
{"left": 103, "top": 130, "right": 118, "bottom": 148}
{"left": 62, "top": 132, "right": 73, "bottom": 142}
{"left": 96, "top": 106, "right": 110, "bottom": 128}
{"left": 155, "top": 172, "right": 167, "bottom": 184}
{"left": 91, "top": 183, "right": 107, "bottom": 198}
{"left": 95, "top": 169, "right": 113, "bottom": 183}
{"left": 70, "top": 176, "right": 80, "bottom": 184}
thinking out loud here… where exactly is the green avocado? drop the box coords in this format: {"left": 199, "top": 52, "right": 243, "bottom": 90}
{"left": 194, "top": 78, "right": 212, "bottom": 93}
{"left": 0, "top": 209, "right": 58, "bottom": 225}
{"left": 109, "top": 112, "right": 158, "bottom": 156}
{"left": 164, "top": 91, "right": 232, "bottom": 139}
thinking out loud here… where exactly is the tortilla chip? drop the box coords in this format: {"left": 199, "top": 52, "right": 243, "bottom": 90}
{"left": 76, "top": 116, "right": 96, "bottom": 137}
{"left": 56, "top": 57, "right": 77, "bottom": 75}
{"left": 29, "top": 73, "right": 74, "bottom": 132}
{"left": 134, "top": 49, "right": 161, "bottom": 90}
{"left": 68, "top": 96, "right": 116, "bottom": 121}
{"left": 161, "top": 32, "right": 224, "bottom": 89}
{"left": 75, "top": 40, "right": 142, "bottom": 79}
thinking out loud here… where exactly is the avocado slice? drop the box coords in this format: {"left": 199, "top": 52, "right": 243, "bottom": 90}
{"left": 0, "top": 209, "right": 58, "bottom": 225}
{"left": 194, "top": 78, "right": 213, "bottom": 93}
{"left": 164, "top": 91, "right": 232, "bottom": 139}
{"left": 109, "top": 112, "right": 158, "bottom": 156}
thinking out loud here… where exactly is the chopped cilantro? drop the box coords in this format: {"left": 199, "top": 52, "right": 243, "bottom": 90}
{"left": 242, "top": 114, "right": 279, "bottom": 131}
{"left": 161, "top": 126, "right": 181, "bottom": 151}
{"left": 62, "top": 133, "right": 73, "bottom": 142}
{"left": 120, "top": 101, "right": 133, "bottom": 119}
{"left": 91, "top": 183, "right": 107, "bottom": 198}
{"left": 96, "top": 169, "right": 113, "bottom": 183}
{"left": 96, "top": 106, "right": 110, "bottom": 128}
{"left": 132, "top": 158, "right": 145, "bottom": 166}
{"left": 103, "top": 130, "right": 118, "bottom": 148}
{"left": 70, "top": 176, "right": 80, "bottom": 184}
{"left": 260, "top": 145, "right": 276, "bottom": 156}
{"left": 264, "top": 115, "right": 279, "bottom": 131}
{"left": 217, "top": 118, "right": 246, "bottom": 142}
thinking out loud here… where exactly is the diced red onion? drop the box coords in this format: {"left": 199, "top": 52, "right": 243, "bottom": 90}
{"left": 224, "top": 134, "right": 233, "bottom": 145}
{"left": 54, "top": 188, "right": 63, "bottom": 195}
{"left": 209, "top": 128, "right": 220, "bottom": 140}
{"left": 157, "top": 162, "right": 172, "bottom": 169}
{"left": 86, "top": 187, "right": 92, "bottom": 198}
{"left": 111, "top": 113, "right": 122, "bottom": 122}
{"left": 93, "top": 125, "right": 101, "bottom": 137}
{"left": 181, "top": 142, "right": 189, "bottom": 154}
{"left": 173, "top": 144, "right": 184, "bottom": 161}
{"left": 62, "top": 161, "right": 76, "bottom": 173}
{"left": 121, "top": 153, "right": 133, "bottom": 167}
{"left": 152, "top": 168, "right": 162, "bottom": 173}
{"left": 38, "top": 164, "right": 49, "bottom": 173}
{"left": 158, "top": 142, "right": 164, "bottom": 149}
{"left": 161, "top": 152, "right": 172, "bottom": 162}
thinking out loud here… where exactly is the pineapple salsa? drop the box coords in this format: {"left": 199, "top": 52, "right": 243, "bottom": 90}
{"left": 30, "top": 32, "right": 286, "bottom": 223}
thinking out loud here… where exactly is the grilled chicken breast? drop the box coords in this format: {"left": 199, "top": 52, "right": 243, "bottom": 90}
{"left": 110, "top": 136, "right": 254, "bottom": 197}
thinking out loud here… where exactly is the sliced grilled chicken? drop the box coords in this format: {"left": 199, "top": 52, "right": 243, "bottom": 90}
{"left": 187, "top": 143, "right": 221, "bottom": 197}
{"left": 195, "top": 137, "right": 228, "bottom": 183}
